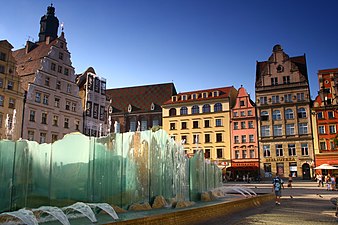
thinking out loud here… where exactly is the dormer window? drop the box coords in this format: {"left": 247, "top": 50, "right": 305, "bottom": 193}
{"left": 109, "top": 106, "right": 113, "bottom": 113}
{"left": 182, "top": 95, "right": 187, "bottom": 101}
{"left": 202, "top": 92, "right": 208, "bottom": 98}
{"left": 151, "top": 102, "right": 155, "bottom": 111}
{"left": 213, "top": 91, "right": 219, "bottom": 97}
{"left": 277, "top": 65, "right": 284, "bottom": 73}
{"left": 172, "top": 96, "right": 177, "bottom": 102}
{"left": 128, "top": 104, "right": 132, "bottom": 113}
{"left": 192, "top": 93, "right": 197, "bottom": 99}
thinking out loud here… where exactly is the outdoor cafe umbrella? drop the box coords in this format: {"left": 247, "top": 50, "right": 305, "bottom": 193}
{"left": 314, "top": 164, "right": 338, "bottom": 170}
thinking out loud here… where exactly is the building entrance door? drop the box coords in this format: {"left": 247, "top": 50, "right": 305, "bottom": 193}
{"left": 302, "top": 163, "right": 311, "bottom": 180}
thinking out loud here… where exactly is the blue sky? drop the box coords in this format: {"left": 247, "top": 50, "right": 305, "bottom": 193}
{"left": 1, "top": 0, "right": 338, "bottom": 99}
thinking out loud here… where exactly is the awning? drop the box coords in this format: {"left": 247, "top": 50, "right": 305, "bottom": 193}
{"left": 314, "top": 164, "right": 338, "bottom": 170}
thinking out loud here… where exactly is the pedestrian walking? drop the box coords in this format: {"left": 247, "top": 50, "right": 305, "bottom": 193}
{"left": 331, "top": 176, "right": 336, "bottom": 191}
{"left": 326, "top": 175, "right": 332, "bottom": 191}
{"left": 272, "top": 173, "right": 284, "bottom": 205}
{"left": 288, "top": 173, "right": 293, "bottom": 188}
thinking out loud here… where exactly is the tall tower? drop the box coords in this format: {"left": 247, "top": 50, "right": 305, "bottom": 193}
{"left": 38, "top": 4, "right": 59, "bottom": 42}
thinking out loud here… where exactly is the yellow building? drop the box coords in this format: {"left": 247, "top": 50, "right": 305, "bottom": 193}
{"left": 0, "top": 40, "right": 24, "bottom": 140}
{"left": 162, "top": 86, "right": 237, "bottom": 167}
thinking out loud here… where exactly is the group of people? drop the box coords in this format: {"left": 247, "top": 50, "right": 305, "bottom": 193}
{"left": 315, "top": 174, "right": 336, "bottom": 191}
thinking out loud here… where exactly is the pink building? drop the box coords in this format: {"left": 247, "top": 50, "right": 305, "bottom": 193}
{"left": 228, "top": 86, "right": 259, "bottom": 181}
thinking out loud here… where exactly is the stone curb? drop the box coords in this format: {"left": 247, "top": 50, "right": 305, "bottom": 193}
{"left": 104, "top": 194, "right": 274, "bottom": 225}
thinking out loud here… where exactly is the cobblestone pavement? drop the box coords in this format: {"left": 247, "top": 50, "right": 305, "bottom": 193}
{"left": 195, "top": 181, "right": 338, "bottom": 225}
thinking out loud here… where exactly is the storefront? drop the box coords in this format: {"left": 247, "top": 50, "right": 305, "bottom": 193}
{"left": 227, "top": 161, "right": 259, "bottom": 181}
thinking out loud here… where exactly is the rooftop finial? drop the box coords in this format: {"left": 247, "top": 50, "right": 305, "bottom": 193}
{"left": 61, "top": 22, "right": 64, "bottom": 31}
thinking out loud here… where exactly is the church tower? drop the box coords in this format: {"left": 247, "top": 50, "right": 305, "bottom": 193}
{"left": 38, "top": 4, "right": 59, "bottom": 42}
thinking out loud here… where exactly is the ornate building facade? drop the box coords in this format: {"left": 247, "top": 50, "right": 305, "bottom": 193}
{"left": 255, "top": 45, "right": 314, "bottom": 179}
{"left": 229, "top": 86, "right": 259, "bottom": 180}
{"left": 162, "top": 86, "right": 237, "bottom": 167}
{"left": 312, "top": 68, "right": 338, "bottom": 172}
{"left": 0, "top": 40, "right": 25, "bottom": 140}
{"left": 76, "top": 67, "right": 109, "bottom": 137}
{"left": 13, "top": 5, "right": 83, "bottom": 143}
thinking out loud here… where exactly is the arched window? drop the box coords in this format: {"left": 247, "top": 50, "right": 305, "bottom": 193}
{"left": 261, "top": 111, "right": 269, "bottom": 121}
{"left": 202, "top": 104, "right": 211, "bottom": 113}
{"left": 285, "top": 108, "right": 294, "bottom": 119}
{"left": 192, "top": 105, "right": 199, "bottom": 114}
{"left": 180, "top": 106, "right": 188, "bottom": 115}
{"left": 272, "top": 110, "right": 281, "bottom": 120}
{"left": 214, "top": 103, "right": 222, "bottom": 112}
{"left": 298, "top": 108, "right": 307, "bottom": 118}
{"left": 169, "top": 108, "right": 176, "bottom": 116}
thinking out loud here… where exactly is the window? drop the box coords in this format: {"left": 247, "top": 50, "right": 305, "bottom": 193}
{"left": 240, "top": 100, "right": 245, "bottom": 106}
{"left": 52, "top": 134, "right": 58, "bottom": 143}
{"left": 182, "top": 95, "right": 187, "bottom": 101}
{"left": 57, "top": 65, "right": 62, "bottom": 73}
{"left": 202, "top": 104, "right": 210, "bottom": 113}
{"left": 75, "top": 120, "right": 80, "bottom": 131}
{"left": 285, "top": 109, "right": 294, "bottom": 119}
{"left": 216, "top": 133, "right": 222, "bottom": 142}
{"left": 8, "top": 98, "right": 15, "bottom": 108}
{"left": 241, "top": 135, "right": 246, "bottom": 143}
{"left": 215, "top": 119, "right": 222, "bottom": 127}
{"left": 284, "top": 94, "right": 292, "bottom": 103}
{"left": 0, "top": 95, "right": 3, "bottom": 107}
{"left": 181, "top": 121, "right": 187, "bottom": 129}
{"left": 141, "top": 119, "right": 147, "bottom": 131}
{"left": 301, "top": 143, "right": 309, "bottom": 156}
{"left": 100, "top": 105, "right": 105, "bottom": 121}
{"left": 330, "top": 141, "right": 335, "bottom": 150}
{"left": 53, "top": 115, "right": 58, "bottom": 126}
{"left": 67, "top": 84, "right": 71, "bottom": 93}
{"left": 64, "top": 118, "right": 69, "bottom": 128}
{"left": 59, "top": 52, "right": 64, "bottom": 60}
{"left": 283, "top": 76, "right": 290, "bottom": 84}
{"left": 193, "top": 134, "right": 199, "bottom": 144}
{"left": 261, "top": 111, "right": 269, "bottom": 121}
{"left": 204, "top": 149, "right": 210, "bottom": 159}
{"left": 318, "top": 125, "right": 325, "bottom": 134}
{"left": 235, "top": 150, "right": 239, "bottom": 159}
{"left": 72, "top": 103, "right": 76, "bottom": 112}
{"left": 273, "top": 125, "right": 282, "bottom": 136}
{"left": 298, "top": 123, "right": 308, "bottom": 134}
{"left": 51, "top": 63, "right": 56, "bottom": 71}
{"left": 41, "top": 112, "right": 47, "bottom": 124}
{"left": 286, "top": 124, "right": 295, "bottom": 135}
{"left": 248, "top": 110, "right": 252, "bottom": 116}
{"left": 234, "top": 122, "right": 239, "bottom": 130}
{"left": 0, "top": 52, "right": 6, "bottom": 61}
{"left": 272, "top": 95, "right": 280, "bottom": 104}
{"left": 249, "top": 134, "right": 254, "bottom": 143}
{"left": 328, "top": 111, "right": 334, "bottom": 119}
{"left": 180, "top": 107, "right": 188, "bottom": 115}
{"left": 45, "top": 77, "right": 50, "bottom": 86}
{"left": 298, "top": 108, "right": 307, "bottom": 118}
{"left": 320, "top": 141, "right": 326, "bottom": 150}
{"left": 0, "top": 65, "right": 4, "bottom": 73}
{"left": 241, "top": 121, "right": 246, "bottom": 129}
{"left": 263, "top": 145, "right": 271, "bottom": 157}
{"left": 64, "top": 68, "right": 69, "bottom": 76}
{"left": 170, "top": 122, "right": 176, "bottom": 130}
{"left": 43, "top": 95, "right": 49, "bottom": 105}
{"left": 86, "top": 101, "right": 92, "bottom": 117}
{"left": 260, "top": 96, "right": 267, "bottom": 105}
{"left": 272, "top": 110, "right": 281, "bottom": 120}
{"left": 169, "top": 108, "right": 177, "bottom": 116}
{"left": 7, "top": 81, "right": 13, "bottom": 90}
{"left": 240, "top": 111, "right": 245, "bottom": 117}
{"left": 297, "top": 93, "right": 305, "bottom": 101}
{"left": 250, "top": 150, "right": 255, "bottom": 158}
{"left": 329, "top": 125, "right": 336, "bottom": 134}
{"left": 192, "top": 105, "right": 199, "bottom": 114}
{"left": 264, "top": 163, "right": 272, "bottom": 173}
{"left": 40, "top": 132, "right": 47, "bottom": 143}
{"left": 233, "top": 112, "right": 238, "bottom": 117}
{"left": 213, "top": 91, "right": 219, "bottom": 97}
{"left": 217, "top": 149, "right": 223, "bottom": 158}
{"left": 0, "top": 78, "right": 2, "bottom": 88}
{"left": 54, "top": 97, "right": 60, "bottom": 108}
{"left": 29, "top": 110, "right": 35, "bottom": 122}
{"left": 276, "top": 144, "right": 283, "bottom": 157}
{"left": 214, "top": 103, "right": 222, "bottom": 112}
{"left": 56, "top": 80, "right": 61, "bottom": 89}
{"left": 234, "top": 136, "right": 239, "bottom": 144}
{"left": 261, "top": 126, "right": 270, "bottom": 137}
{"left": 28, "top": 131, "right": 34, "bottom": 141}
{"left": 66, "top": 101, "right": 70, "bottom": 110}
{"left": 193, "top": 121, "right": 199, "bottom": 128}
{"left": 35, "top": 92, "right": 41, "bottom": 103}
{"left": 181, "top": 135, "right": 187, "bottom": 143}
{"left": 248, "top": 121, "right": 254, "bottom": 128}
{"left": 317, "top": 112, "right": 323, "bottom": 119}
{"left": 288, "top": 144, "right": 296, "bottom": 156}
{"left": 271, "top": 77, "right": 278, "bottom": 85}
{"left": 191, "top": 93, "right": 197, "bottom": 99}
{"left": 101, "top": 81, "right": 106, "bottom": 95}
{"left": 205, "top": 134, "right": 210, "bottom": 143}
{"left": 242, "top": 150, "right": 247, "bottom": 159}
{"left": 204, "top": 120, "right": 210, "bottom": 128}
{"left": 202, "top": 92, "right": 208, "bottom": 98}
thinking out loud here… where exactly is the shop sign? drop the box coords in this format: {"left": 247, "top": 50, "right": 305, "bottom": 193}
{"left": 265, "top": 157, "right": 295, "bottom": 162}
{"left": 232, "top": 162, "right": 259, "bottom": 167}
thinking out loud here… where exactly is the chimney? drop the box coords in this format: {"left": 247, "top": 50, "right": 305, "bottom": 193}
{"left": 25, "top": 41, "right": 35, "bottom": 54}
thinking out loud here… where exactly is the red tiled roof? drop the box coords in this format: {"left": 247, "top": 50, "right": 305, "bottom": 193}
{"left": 13, "top": 40, "right": 57, "bottom": 91}
{"left": 106, "top": 83, "right": 176, "bottom": 113}
{"left": 163, "top": 86, "right": 236, "bottom": 105}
